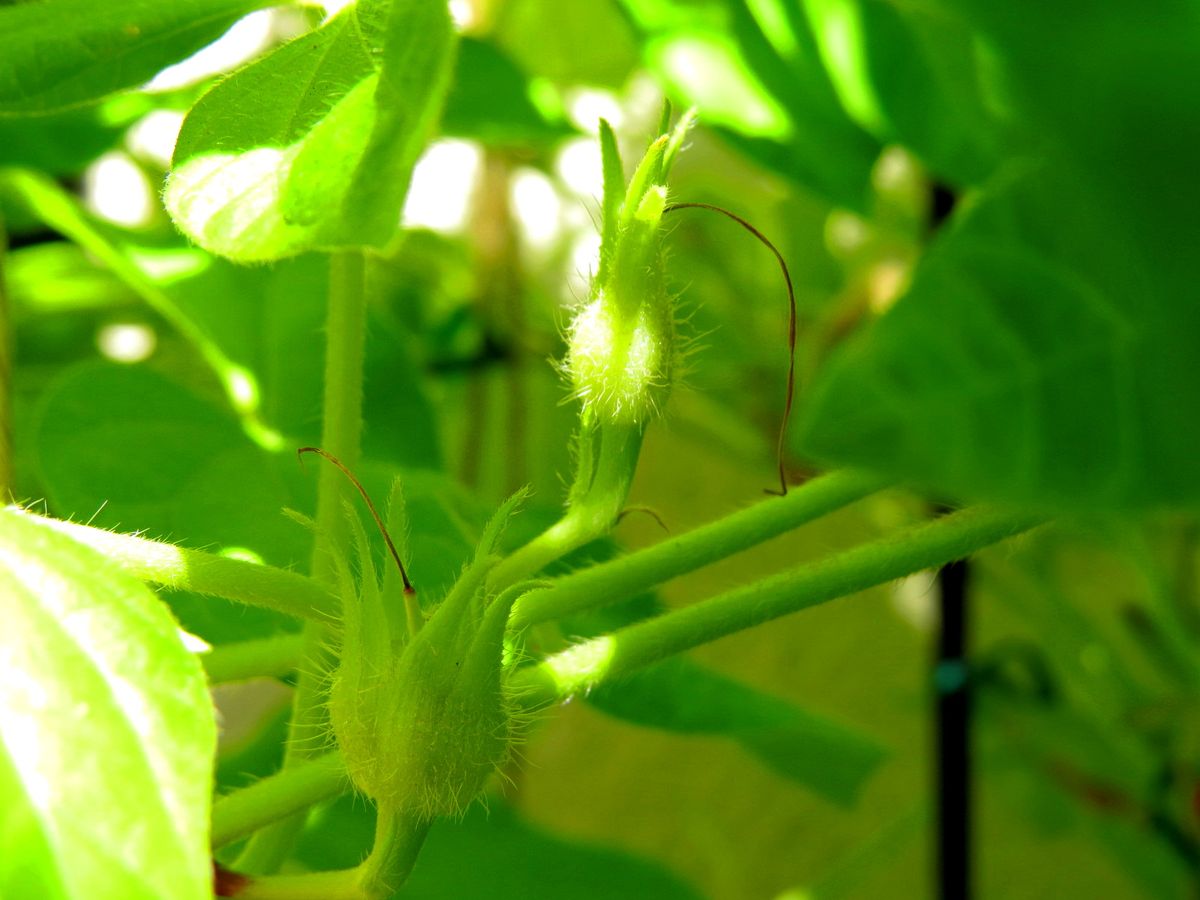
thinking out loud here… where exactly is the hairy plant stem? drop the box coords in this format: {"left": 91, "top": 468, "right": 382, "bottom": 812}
{"left": 512, "top": 507, "right": 1046, "bottom": 704}
{"left": 214, "top": 507, "right": 1045, "bottom": 827}
{"left": 212, "top": 752, "right": 350, "bottom": 848}
{"left": 488, "top": 420, "right": 643, "bottom": 591}
{"left": 180, "top": 470, "right": 885, "bottom": 678}
{"left": 215, "top": 766, "right": 428, "bottom": 899}
{"left": 237, "top": 251, "right": 367, "bottom": 874}
{"left": 8, "top": 510, "right": 337, "bottom": 619}
{"left": 229, "top": 869, "right": 363, "bottom": 900}
{"left": 203, "top": 633, "right": 307, "bottom": 684}
{"left": 511, "top": 468, "right": 889, "bottom": 629}
{"left": 357, "top": 808, "right": 432, "bottom": 898}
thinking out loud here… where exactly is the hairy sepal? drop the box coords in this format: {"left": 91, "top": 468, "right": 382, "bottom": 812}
{"left": 329, "top": 491, "right": 530, "bottom": 819}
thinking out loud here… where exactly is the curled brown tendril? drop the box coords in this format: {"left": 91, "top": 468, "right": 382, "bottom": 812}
{"left": 664, "top": 202, "right": 797, "bottom": 497}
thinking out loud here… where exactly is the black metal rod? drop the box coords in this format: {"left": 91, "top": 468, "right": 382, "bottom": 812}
{"left": 936, "top": 558, "right": 971, "bottom": 900}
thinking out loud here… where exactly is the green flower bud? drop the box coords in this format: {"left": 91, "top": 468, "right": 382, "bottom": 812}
{"left": 329, "top": 492, "right": 528, "bottom": 820}
{"left": 565, "top": 140, "right": 678, "bottom": 426}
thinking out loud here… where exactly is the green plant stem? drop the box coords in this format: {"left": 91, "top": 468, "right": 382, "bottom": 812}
{"left": 512, "top": 507, "right": 1045, "bottom": 704}
{"left": 489, "top": 421, "right": 643, "bottom": 590}
{"left": 202, "top": 633, "right": 307, "bottom": 684}
{"left": 357, "top": 807, "right": 432, "bottom": 898}
{"left": 11, "top": 510, "right": 337, "bottom": 619}
{"left": 212, "top": 752, "right": 350, "bottom": 848}
{"left": 210, "top": 508, "right": 1045, "bottom": 848}
{"left": 511, "top": 469, "right": 888, "bottom": 629}
{"left": 181, "top": 470, "right": 889, "bottom": 679}
{"left": 232, "top": 869, "right": 363, "bottom": 900}
{"left": 238, "top": 251, "right": 367, "bottom": 873}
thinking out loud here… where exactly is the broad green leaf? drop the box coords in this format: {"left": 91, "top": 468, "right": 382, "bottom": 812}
{"left": 0, "top": 740, "right": 68, "bottom": 900}
{"left": 795, "top": 163, "right": 1200, "bottom": 510}
{"left": 34, "top": 361, "right": 306, "bottom": 641}
{"left": 297, "top": 796, "right": 705, "bottom": 900}
{"left": 0, "top": 0, "right": 275, "bottom": 115}
{"left": 0, "top": 508, "right": 216, "bottom": 900}
{"left": 588, "top": 655, "right": 887, "bottom": 806}
{"left": 563, "top": 587, "right": 885, "bottom": 806}
{"left": 803, "top": 0, "right": 1005, "bottom": 185}
{"left": 164, "top": 0, "right": 456, "bottom": 261}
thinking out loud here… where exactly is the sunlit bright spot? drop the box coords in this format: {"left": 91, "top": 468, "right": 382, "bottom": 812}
{"left": 84, "top": 152, "right": 155, "bottom": 228}
{"left": 402, "top": 139, "right": 482, "bottom": 233}
{"left": 509, "top": 167, "right": 563, "bottom": 250}
{"left": 179, "top": 630, "right": 212, "bottom": 654}
{"left": 868, "top": 258, "right": 910, "bottom": 314}
{"left": 890, "top": 569, "right": 937, "bottom": 632}
{"left": 556, "top": 138, "right": 605, "bottom": 200}
{"left": 219, "top": 546, "right": 265, "bottom": 565}
{"left": 126, "top": 110, "right": 184, "bottom": 169}
{"left": 97, "top": 323, "right": 156, "bottom": 363}
{"left": 825, "top": 210, "right": 870, "bottom": 257}
{"left": 565, "top": 230, "right": 602, "bottom": 300}
{"left": 147, "top": 10, "right": 275, "bottom": 91}
{"left": 874, "top": 146, "right": 918, "bottom": 195}
{"left": 448, "top": 0, "right": 476, "bottom": 30}
{"left": 546, "top": 636, "right": 615, "bottom": 697}
{"left": 126, "top": 247, "right": 212, "bottom": 284}
{"left": 226, "top": 366, "right": 261, "bottom": 413}
{"left": 565, "top": 88, "right": 623, "bottom": 134}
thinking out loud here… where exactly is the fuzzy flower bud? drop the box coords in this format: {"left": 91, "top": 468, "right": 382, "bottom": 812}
{"left": 329, "top": 494, "right": 527, "bottom": 820}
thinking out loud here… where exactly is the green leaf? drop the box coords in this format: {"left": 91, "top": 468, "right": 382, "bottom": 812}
{"left": 0, "top": 0, "right": 275, "bottom": 115}
{"left": 33, "top": 362, "right": 307, "bottom": 642}
{"left": 0, "top": 740, "right": 68, "bottom": 900}
{"left": 164, "top": 0, "right": 456, "bottom": 261}
{"left": 587, "top": 654, "right": 886, "bottom": 807}
{"left": 804, "top": 0, "right": 1005, "bottom": 185}
{"left": 563, "top": 589, "right": 885, "bottom": 806}
{"left": 0, "top": 507, "right": 216, "bottom": 900}
{"left": 620, "top": 0, "right": 880, "bottom": 210}
{"left": 795, "top": 164, "right": 1200, "bottom": 510}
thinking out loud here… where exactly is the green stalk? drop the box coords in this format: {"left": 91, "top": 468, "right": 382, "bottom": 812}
{"left": 357, "top": 808, "right": 432, "bottom": 898}
{"left": 237, "top": 251, "right": 367, "bottom": 873}
{"left": 489, "top": 421, "right": 643, "bottom": 590}
{"left": 207, "top": 507, "right": 1046, "bottom": 845}
{"left": 202, "top": 633, "right": 307, "bottom": 684}
{"left": 231, "top": 869, "right": 363, "bottom": 900}
{"left": 513, "top": 507, "right": 1045, "bottom": 704}
{"left": 212, "top": 751, "right": 350, "bottom": 848}
{"left": 14, "top": 511, "right": 336, "bottom": 620}
{"left": 511, "top": 469, "right": 888, "bottom": 629}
